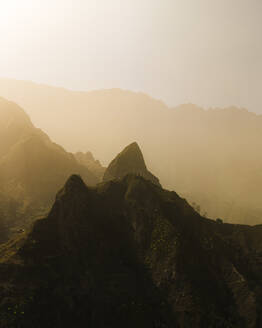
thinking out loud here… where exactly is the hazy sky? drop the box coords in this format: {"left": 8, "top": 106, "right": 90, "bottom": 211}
{"left": 0, "top": 0, "right": 261, "bottom": 112}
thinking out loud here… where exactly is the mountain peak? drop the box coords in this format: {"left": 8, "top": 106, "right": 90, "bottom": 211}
{"left": 63, "top": 174, "right": 87, "bottom": 192}
{"left": 120, "top": 141, "right": 145, "bottom": 164}
{"left": 126, "top": 141, "right": 140, "bottom": 148}
{"left": 53, "top": 175, "right": 90, "bottom": 215}
{"left": 103, "top": 142, "right": 161, "bottom": 186}
{"left": 0, "top": 97, "right": 32, "bottom": 124}
{"left": 0, "top": 98, "right": 35, "bottom": 158}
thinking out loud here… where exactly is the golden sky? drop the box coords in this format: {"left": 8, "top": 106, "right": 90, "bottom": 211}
{"left": 0, "top": 0, "right": 261, "bottom": 112}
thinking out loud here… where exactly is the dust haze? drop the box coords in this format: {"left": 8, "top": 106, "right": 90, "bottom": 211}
{"left": 0, "top": 1, "right": 262, "bottom": 327}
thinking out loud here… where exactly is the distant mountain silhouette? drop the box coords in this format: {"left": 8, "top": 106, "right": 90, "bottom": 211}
{"left": 74, "top": 151, "right": 105, "bottom": 181}
{"left": 103, "top": 142, "right": 161, "bottom": 186}
{"left": 0, "top": 79, "right": 262, "bottom": 224}
{"left": 0, "top": 174, "right": 261, "bottom": 327}
{"left": 0, "top": 97, "right": 35, "bottom": 158}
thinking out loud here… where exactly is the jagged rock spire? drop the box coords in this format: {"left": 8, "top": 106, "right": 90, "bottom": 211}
{"left": 103, "top": 142, "right": 161, "bottom": 186}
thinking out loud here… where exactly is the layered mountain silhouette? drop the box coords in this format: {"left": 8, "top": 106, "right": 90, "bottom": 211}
{"left": 0, "top": 174, "right": 261, "bottom": 327}
{"left": 74, "top": 151, "right": 105, "bottom": 181}
{"left": 103, "top": 142, "right": 161, "bottom": 186}
{"left": 0, "top": 98, "right": 99, "bottom": 200}
{"left": 0, "top": 98, "right": 98, "bottom": 241}
{"left": 1, "top": 79, "right": 262, "bottom": 224}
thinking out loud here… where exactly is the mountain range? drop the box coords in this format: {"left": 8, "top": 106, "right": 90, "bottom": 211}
{"left": 0, "top": 174, "right": 261, "bottom": 327}
{"left": 0, "top": 92, "right": 261, "bottom": 326}
{"left": 0, "top": 79, "right": 261, "bottom": 225}
{"left": 0, "top": 97, "right": 161, "bottom": 242}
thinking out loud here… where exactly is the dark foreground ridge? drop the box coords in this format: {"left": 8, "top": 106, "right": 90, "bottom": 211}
{"left": 0, "top": 174, "right": 262, "bottom": 327}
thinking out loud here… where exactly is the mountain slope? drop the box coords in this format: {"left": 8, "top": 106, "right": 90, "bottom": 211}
{"left": 0, "top": 97, "right": 98, "bottom": 241}
{"left": 103, "top": 142, "right": 161, "bottom": 186}
{"left": 74, "top": 151, "right": 105, "bottom": 181}
{"left": 0, "top": 98, "right": 98, "bottom": 201}
{"left": 0, "top": 79, "right": 262, "bottom": 224}
{"left": 0, "top": 174, "right": 261, "bottom": 327}
{"left": 0, "top": 97, "right": 34, "bottom": 158}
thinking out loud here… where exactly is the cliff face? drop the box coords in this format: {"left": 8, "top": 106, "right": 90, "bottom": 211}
{"left": 103, "top": 142, "right": 161, "bottom": 187}
{"left": 0, "top": 175, "right": 261, "bottom": 327}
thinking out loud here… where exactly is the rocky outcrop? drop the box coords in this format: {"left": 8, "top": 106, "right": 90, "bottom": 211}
{"left": 103, "top": 142, "right": 161, "bottom": 186}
